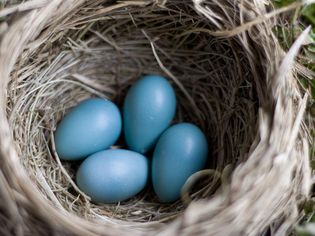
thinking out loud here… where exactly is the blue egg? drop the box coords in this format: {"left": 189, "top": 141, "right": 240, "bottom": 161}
{"left": 123, "top": 75, "right": 176, "bottom": 154}
{"left": 76, "top": 149, "right": 149, "bottom": 203}
{"left": 152, "top": 123, "right": 208, "bottom": 203}
{"left": 55, "top": 98, "right": 122, "bottom": 161}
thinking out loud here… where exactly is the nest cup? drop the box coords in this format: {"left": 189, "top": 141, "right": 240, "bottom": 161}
{"left": 0, "top": 0, "right": 311, "bottom": 235}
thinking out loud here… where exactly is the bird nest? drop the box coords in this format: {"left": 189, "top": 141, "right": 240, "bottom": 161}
{"left": 0, "top": 0, "right": 311, "bottom": 235}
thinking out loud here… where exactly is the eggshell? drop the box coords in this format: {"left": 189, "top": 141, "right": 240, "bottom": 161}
{"left": 123, "top": 75, "right": 176, "bottom": 154}
{"left": 152, "top": 123, "right": 208, "bottom": 203}
{"left": 76, "top": 149, "right": 149, "bottom": 203}
{"left": 55, "top": 98, "right": 122, "bottom": 161}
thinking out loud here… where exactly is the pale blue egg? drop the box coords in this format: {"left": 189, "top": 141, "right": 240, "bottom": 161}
{"left": 152, "top": 123, "right": 208, "bottom": 203}
{"left": 76, "top": 149, "right": 149, "bottom": 204}
{"left": 123, "top": 75, "right": 176, "bottom": 154}
{"left": 55, "top": 98, "right": 122, "bottom": 161}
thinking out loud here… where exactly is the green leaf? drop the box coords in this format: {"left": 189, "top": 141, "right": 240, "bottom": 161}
{"left": 296, "top": 223, "right": 315, "bottom": 236}
{"left": 304, "top": 200, "right": 315, "bottom": 214}
{"left": 302, "top": 4, "right": 315, "bottom": 26}
{"left": 309, "top": 45, "right": 315, "bottom": 53}
{"left": 273, "top": 0, "right": 296, "bottom": 7}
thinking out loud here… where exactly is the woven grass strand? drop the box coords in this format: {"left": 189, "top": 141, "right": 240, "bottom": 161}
{"left": 0, "top": 0, "right": 312, "bottom": 235}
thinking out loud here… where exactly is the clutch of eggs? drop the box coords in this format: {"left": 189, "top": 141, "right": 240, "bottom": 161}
{"left": 54, "top": 75, "right": 208, "bottom": 204}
